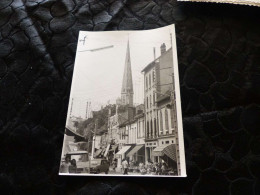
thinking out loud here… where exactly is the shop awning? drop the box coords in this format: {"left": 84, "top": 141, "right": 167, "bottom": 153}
{"left": 116, "top": 146, "right": 131, "bottom": 155}
{"left": 94, "top": 149, "right": 103, "bottom": 157}
{"left": 109, "top": 145, "right": 118, "bottom": 152}
{"left": 152, "top": 144, "right": 176, "bottom": 162}
{"left": 126, "top": 145, "right": 144, "bottom": 157}
{"left": 103, "top": 144, "right": 110, "bottom": 157}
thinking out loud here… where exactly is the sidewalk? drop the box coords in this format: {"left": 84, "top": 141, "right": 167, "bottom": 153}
{"left": 108, "top": 167, "right": 141, "bottom": 175}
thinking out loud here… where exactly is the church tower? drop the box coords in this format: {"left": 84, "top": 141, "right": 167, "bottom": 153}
{"left": 121, "top": 40, "right": 134, "bottom": 106}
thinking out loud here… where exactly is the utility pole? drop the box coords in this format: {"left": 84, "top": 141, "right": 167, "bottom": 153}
{"left": 88, "top": 134, "right": 91, "bottom": 173}
{"left": 91, "top": 119, "right": 98, "bottom": 159}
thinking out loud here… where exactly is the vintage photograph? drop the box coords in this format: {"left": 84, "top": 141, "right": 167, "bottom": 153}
{"left": 59, "top": 25, "right": 186, "bottom": 177}
{"left": 178, "top": 0, "right": 260, "bottom": 7}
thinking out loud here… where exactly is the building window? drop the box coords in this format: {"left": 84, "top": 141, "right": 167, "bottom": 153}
{"left": 162, "top": 141, "right": 164, "bottom": 144}
{"left": 147, "top": 121, "right": 149, "bottom": 137}
{"left": 160, "top": 111, "right": 163, "bottom": 132}
{"left": 150, "top": 120, "right": 153, "bottom": 137}
{"left": 170, "top": 107, "right": 174, "bottom": 128}
{"left": 138, "top": 121, "right": 140, "bottom": 138}
{"left": 146, "top": 76, "right": 148, "bottom": 89}
{"left": 149, "top": 74, "right": 151, "bottom": 88}
{"left": 153, "top": 70, "right": 155, "bottom": 82}
{"left": 147, "top": 97, "right": 149, "bottom": 109}
{"left": 172, "top": 140, "right": 174, "bottom": 143}
{"left": 165, "top": 109, "right": 169, "bottom": 130}
{"left": 166, "top": 141, "right": 169, "bottom": 144}
{"left": 154, "top": 119, "right": 157, "bottom": 137}
{"left": 150, "top": 95, "right": 152, "bottom": 107}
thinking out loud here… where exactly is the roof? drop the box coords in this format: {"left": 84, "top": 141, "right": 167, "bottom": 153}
{"left": 141, "top": 60, "right": 157, "bottom": 73}
{"left": 141, "top": 48, "right": 172, "bottom": 73}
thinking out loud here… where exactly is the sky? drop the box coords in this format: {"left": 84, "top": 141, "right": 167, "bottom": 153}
{"left": 68, "top": 25, "right": 175, "bottom": 118}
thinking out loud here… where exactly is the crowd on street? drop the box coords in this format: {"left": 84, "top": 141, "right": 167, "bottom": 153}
{"left": 111, "top": 159, "right": 176, "bottom": 175}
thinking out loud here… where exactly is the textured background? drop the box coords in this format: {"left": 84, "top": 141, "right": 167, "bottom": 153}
{"left": 0, "top": 0, "right": 260, "bottom": 194}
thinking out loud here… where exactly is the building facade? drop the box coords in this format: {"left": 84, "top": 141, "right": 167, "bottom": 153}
{"left": 142, "top": 59, "right": 159, "bottom": 163}
{"left": 142, "top": 43, "right": 176, "bottom": 164}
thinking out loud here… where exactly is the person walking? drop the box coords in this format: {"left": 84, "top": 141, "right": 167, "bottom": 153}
{"left": 122, "top": 159, "right": 129, "bottom": 175}
{"left": 69, "top": 159, "right": 77, "bottom": 173}
{"left": 161, "top": 163, "right": 167, "bottom": 175}
{"left": 60, "top": 155, "right": 71, "bottom": 173}
{"left": 112, "top": 159, "right": 117, "bottom": 171}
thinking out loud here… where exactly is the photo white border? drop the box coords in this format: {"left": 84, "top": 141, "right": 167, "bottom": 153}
{"left": 59, "top": 24, "right": 187, "bottom": 177}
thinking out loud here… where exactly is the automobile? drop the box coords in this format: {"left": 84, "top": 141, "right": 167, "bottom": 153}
{"left": 62, "top": 151, "right": 109, "bottom": 174}
{"left": 88, "top": 159, "right": 109, "bottom": 174}
{"left": 64, "top": 151, "right": 89, "bottom": 173}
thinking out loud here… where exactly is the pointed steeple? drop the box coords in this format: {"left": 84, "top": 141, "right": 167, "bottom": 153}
{"left": 121, "top": 39, "right": 134, "bottom": 106}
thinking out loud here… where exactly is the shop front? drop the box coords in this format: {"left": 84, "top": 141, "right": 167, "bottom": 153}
{"left": 152, "top": 144, "right": 177, "bottom": 174}
{"left": 145, "top": 140, "right": 158, "bottom": 163}
{"left": 127, "top": 145, "right": 145, "bottom": 163}
{"left": 115, "top": 145, "right": 132, "bottom": 171}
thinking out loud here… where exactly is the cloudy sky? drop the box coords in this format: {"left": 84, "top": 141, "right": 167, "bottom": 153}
{"left": 69, "top": 25, "right": 175, "bottom": 118}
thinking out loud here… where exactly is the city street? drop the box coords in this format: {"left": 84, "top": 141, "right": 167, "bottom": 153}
{"left": 107, "top": 167, "right": 142, "bottom": 175}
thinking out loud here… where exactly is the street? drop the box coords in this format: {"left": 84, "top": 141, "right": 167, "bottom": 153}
{"left": 107, "top": 167, "right": 142, "bottom": 175}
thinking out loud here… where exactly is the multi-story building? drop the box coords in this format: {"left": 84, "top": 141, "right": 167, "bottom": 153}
{"left": 142, "top": 43, "right": 175, "bottom": 164}
{"left": 142, "top": 52, "right": 160, "bottom": 163}
{"left": 154, "top": 94, "right": 177, "bottom": 169}
{"left": 126, "top": 108, "right": 145, "bottom": 164}
{"left": 117, "top": 105, "right": 146, "bottom": 166}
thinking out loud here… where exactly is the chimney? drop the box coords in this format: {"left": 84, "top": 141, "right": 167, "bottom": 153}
{"left": 160, "top": 43, "right": 166, "bottom": 55}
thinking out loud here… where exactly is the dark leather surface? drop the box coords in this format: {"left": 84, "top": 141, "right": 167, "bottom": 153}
{"left": 0, "top": 0, "right": 260, "bottom": 194}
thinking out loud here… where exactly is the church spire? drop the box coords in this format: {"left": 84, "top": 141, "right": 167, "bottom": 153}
{"left": 121, "top": 39, "right": 134, "bottom": 106}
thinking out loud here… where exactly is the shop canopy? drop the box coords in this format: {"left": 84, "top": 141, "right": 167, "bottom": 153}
{"left": 116, "top": 146, "right": 131, "bottom": 155}
{"left": 103, "top": 144, "right": 110, "bottom": 157}
{"left": 109, "top": 145, "right": 118, "bottom": 152}
{"left": 152, "top": 144, "right": 176, "bottom": 162}
{"left": 126, "top": 145, "right": 144, "bottom": 157}
{"left": 94, "top": 148, "right": 103, "bottom": 157}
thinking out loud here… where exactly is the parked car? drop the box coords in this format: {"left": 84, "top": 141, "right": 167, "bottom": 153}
{"left": 89, "top": 159, "right": 109, "bottom": 174}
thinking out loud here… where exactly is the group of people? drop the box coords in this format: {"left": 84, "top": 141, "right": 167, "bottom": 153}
{"left": 60, "top": 156, "right": 77, "bottom": 173}
{"left": 115, "top": 158, "right": 175, "bottom": 175}
{"left": 139, "top": 161, "right": 174, "bottom": 175}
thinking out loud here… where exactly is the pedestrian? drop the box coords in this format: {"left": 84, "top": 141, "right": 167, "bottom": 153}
{"left": 112, "top": 159, "right": 117, "bottom": 171}
{"left": 158, "top": 163, "right": 162, "bottom": 175}
{"left": 69, "top": 159, "right": 77, "bottom": 173}
{"left": 60, "top": 155, "right": 71, "bottom": 173}
{"left": 161, "top": 163, "right": 167, "bottom": 175}
{"left": 122, "top": 159, "right": 129, "bottom": 175}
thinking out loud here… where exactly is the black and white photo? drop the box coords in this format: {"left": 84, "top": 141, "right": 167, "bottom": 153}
{"left": 59, "top": 24, "right": 186, "bottom": 177}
